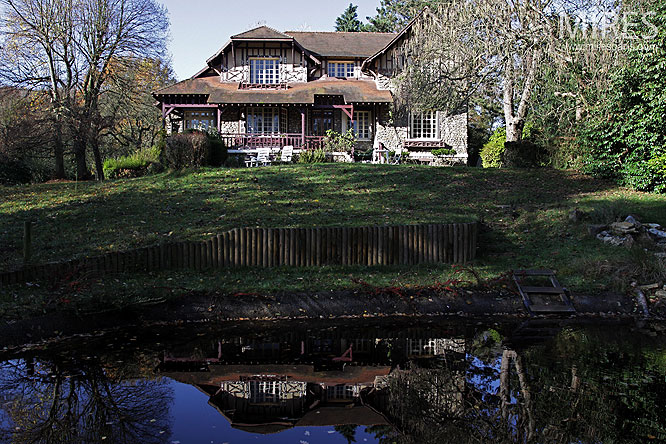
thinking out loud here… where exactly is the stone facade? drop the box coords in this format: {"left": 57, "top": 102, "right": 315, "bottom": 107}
{"left": 280, "top": 64, "right": 307, "bottom": 83}
{"left": 373, "top": 105, "right": 468, "bottom": 163}
{"left": 439, "top": 113, "right": 468, "bottom": 156}
{"left": 220, "top": 107, "right": 244, "bottom": 134}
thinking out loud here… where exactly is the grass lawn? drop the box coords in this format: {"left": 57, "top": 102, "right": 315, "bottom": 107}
{"left": 1, "top": 164, "right": 665, "bottom": 319}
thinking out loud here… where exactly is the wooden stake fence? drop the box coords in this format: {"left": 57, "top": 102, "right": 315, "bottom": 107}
{"left": 0, "top": 222, "right": 477, "bottom": 286}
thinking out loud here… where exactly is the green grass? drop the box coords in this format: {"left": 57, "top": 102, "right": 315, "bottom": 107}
{"left": 1, "top": 163, "right": 666, "bottom": 319}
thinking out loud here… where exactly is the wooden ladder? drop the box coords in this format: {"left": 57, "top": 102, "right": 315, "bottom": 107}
{"left": 513, "top": 269, "right": 576, "bottom": 315}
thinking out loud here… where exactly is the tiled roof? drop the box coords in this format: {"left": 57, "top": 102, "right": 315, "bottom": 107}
{"left": 231, "top": 26, "right": 292, "bottom": 40}
{"left": 154, "top": 78, "right": 393, "bottom": 105}
{"left": 286, "top": 31, "right": 396, "bottom": 58}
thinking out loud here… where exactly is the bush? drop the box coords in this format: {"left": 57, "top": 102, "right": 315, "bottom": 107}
{"left": 323, "top": 129, "right": 356, "bottom": 153}
{"left": 480, "top": 127, "right": 506, "bottom": 167}
{"left": 0, "top": 157, "right": 33, "bottom": 185}
{"left": 432, "top": 148, "right": 455, "bottom": 156}
{"left": 103, "top": 145, "right": 162, "bottom": 179}
{"left": 206, "top": 132, "right": 229, "bottom": 167}
{"left": 578, "top": 2, "right": 666, "bottom": 193}
{"left": 297, "top": 148, "right": 328, "bottom": 164}
{"left": 480, "top": 124, "right": 540, "bottom": 168}
{"left": 162, "top": 131, "right": 227, "bottom": 170}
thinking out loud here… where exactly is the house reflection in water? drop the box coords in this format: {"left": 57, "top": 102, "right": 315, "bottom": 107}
{"left": 157, "top": 329, "right": 467, "bottom": 434}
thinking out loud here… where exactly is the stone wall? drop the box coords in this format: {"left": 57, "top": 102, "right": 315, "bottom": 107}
{"left": 220, "top": 107, "right": 244, "bottom": 134}
{"left": 439, "top": 113, "right": 468, "bottom": 157}
{"left": 372, "top": 106, "right": 468, "bottom": 162}
{"left": 375, "top": 73, "right": 393, "bottom": 91}
{"left": 374, "top": 105, "right": 407, "bottom": 152}
{"left": 280, "top": 65, "right": 307, "bottom": 83}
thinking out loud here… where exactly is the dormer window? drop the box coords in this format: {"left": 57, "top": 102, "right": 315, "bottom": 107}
{"left": 249, "top": 58, "right": 279, "bottom": 84}
{"left": 328, "top": 62, "right": 355, "bottom": 78}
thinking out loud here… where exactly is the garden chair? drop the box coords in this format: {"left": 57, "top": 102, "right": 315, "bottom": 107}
{"left": 244, "top": 152, "right": 258, "bottom": 167}
{"left": 281, "top": 146, "right": 294, "bottom": 163}
{"left": 256, "top": 147, "right": 272, "bottom": 166}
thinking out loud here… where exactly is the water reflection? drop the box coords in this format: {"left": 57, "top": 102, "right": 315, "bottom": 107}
{"left": 0, "top": 358, "right": 172, "bottom": 443}
{"left": 1, "top": 320, "right": 665, "bottom": 443}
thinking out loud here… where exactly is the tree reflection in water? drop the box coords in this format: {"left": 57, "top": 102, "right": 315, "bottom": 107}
{"left": 380, "top": 327, "right": 666, "bottom": 444}
{"left": 0, "top": 357, "right": 173, "bottom": 444}
{"left": 0, "top": 323, "right": 664, "bottom": 444}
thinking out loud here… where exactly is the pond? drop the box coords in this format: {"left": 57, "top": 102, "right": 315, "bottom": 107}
{"left": 0, "top": 319, "right": 665, "bottom": 443}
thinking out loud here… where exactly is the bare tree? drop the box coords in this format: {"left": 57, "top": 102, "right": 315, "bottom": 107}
{"left": 0, "top": 0, "right": 77, "bottom": 178}
{"left": 0, "top": 0, "right": 169, "bottom": 180}
{"left": 397, "top": 0, "right": 621, "bottom": 143}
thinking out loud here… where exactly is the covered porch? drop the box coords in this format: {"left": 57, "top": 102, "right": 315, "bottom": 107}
{"left": 154, "top": 77, "right": 394, "bottom": 154}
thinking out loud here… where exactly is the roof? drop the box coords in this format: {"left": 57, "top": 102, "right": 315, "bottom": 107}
{"left": 286, "top": 31, "right": 396, "bottom": 58}
{"left": 362, "top": 9, "right": 425, "bottom": 69}
{"left": 232, "top": 26, "right": 293, "bottom": 40}
{"left": 154, "top": 77, "right": 393, "bottom": 105}
{"left": 162, "top": 364, "right": 392, "bottom": 386}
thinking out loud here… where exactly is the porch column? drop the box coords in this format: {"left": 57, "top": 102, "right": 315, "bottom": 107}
{"left": 301, "top": 108, "right": 306, "bottom": 147}
{"left": 217, "top": 107, "right": 222, "bottom": 133}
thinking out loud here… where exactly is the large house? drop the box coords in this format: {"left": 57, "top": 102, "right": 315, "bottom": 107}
{"left": 153, "top": 19, "right": 468, "bottom": 163}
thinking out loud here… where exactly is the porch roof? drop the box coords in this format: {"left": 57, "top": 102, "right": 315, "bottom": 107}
{"left": 154, "top": 78, "right": 393, "bottom": 105}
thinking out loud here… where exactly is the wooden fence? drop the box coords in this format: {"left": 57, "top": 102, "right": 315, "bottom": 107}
{"left": 0, "top": 222, "right": 477, "bottom": 286}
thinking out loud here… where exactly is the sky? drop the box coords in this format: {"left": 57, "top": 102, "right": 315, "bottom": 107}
{"left": 158, "top": 0, "right": 383, "bottom": 80}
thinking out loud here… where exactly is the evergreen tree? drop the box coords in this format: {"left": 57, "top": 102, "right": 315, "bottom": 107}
{"left": 335, "top": 3, "right": 366, "bottom": 32}
{"left": 366, "top": 0, "right": 435, "bottom": 32}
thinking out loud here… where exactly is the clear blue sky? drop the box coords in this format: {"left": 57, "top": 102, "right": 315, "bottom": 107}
{"left": 159, "top": 0, "right": 383, "bottom": 80}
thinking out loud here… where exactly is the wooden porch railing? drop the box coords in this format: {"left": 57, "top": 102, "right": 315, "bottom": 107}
{"left": 219, "top": 133, "right": 324, "bottom": 150}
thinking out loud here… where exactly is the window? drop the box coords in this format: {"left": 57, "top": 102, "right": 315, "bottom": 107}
{"left": 247, "top": 107, "right": 279, "bottom": 134}
{"left": 409, "top": 111, "right": 438, "bottom": 139}
{"left": 249, "top": 381, "right": 280, "bottom": 404}
{"left": 184, "top": 110, "right": 216, "bottom": 131}
{"left": 328, "top": 62, "right": 355, "bottom": 78}
{"left": 311, "top": 110, "right": 333, "bottom": 136}
{"left": 347, "top": 110, "right": 371, "bottom": 140}
{"left": 250, "top": 58, "right": 279, "bottom": 84}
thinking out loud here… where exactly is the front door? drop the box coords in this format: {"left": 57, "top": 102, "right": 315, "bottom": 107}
{"left": 311, "top": 110, "right": 334, "bottom": 136}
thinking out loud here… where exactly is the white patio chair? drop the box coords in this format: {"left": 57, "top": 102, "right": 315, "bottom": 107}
{"left": 256, "top": 147, "right": 272, "bottom": 166}
{"left": 281, "top": 146, "right": 294, "bottom": 163}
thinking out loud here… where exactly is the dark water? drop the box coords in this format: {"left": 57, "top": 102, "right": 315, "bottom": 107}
{"left": 1, "top": 319, "right": 665, "bottom": 443}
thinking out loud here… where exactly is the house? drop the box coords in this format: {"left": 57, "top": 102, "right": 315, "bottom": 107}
{"left": 153, "top": 19, "right": 468, "bottom": 164}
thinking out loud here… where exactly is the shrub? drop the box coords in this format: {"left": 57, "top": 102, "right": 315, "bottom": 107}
{"left": 480, "top": 127, "right": 506, "bottom": 167}
{"left": 432, "top": 148, "right": 455, "bottom": 156}
{"left": 502, "top": 140, "right": 545, "bottom": 168}
{"left": 0, "top": 157, "right": 33, "bottom": 185}
{"left": 206, "top": 132, "right": 229, "bottom": 167}
{"left": 577, "top": 2, "right": 666, "bottom": 193}
{"left": 103, "top": 145, "right": 163, "bottom": 179}
{"left": 480, "top": 124, "right": 539, "bottom": 168}
{"left": 297, "top": 147, "right": 328, "bottom": 164}
{"left": 323, "top": 129, "right": 356, "bottom": 153}
{"left": 162, "top": 131, "right": 227, "bottom": 170}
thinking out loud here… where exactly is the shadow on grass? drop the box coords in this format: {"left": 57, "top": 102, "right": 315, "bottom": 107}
{"left": 1, "top": 165, "right": 661, "bottom": 280}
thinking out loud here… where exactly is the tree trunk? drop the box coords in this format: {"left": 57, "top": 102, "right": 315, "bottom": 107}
{"left": 53, "top": 120, "right": 65, "bottom": 179}
{"left": 505, "top": 118, "right": 524, "bottom": 143}
{"left": 73, "top": 136, "right": 89, "bottom": 180}
{"left": 91, "top": 136, "right": 104, "bottom": 181}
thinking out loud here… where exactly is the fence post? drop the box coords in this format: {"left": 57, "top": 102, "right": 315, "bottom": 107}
{"left": 23, "top": 221, "right": 32, "bottom": 265}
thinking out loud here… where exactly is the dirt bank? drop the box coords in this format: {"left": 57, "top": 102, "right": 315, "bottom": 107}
{"left": 0, "top": 286, "right": 653, "bottom": 351}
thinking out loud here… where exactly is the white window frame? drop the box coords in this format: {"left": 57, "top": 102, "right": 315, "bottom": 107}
{"left": 249, "top": 57, "right": 280, "bottom": 84}
{"left": 184, "top": 110, "right": 216, "bottom": 131}
{"left": 409, "top": 110, "right": 439, "bottom": 140}
{"left": 328, "top": 61, "right": 355, "bottom": 78}
{"left": 247, "top": 107, "right": 279, "bottom": 134}
{"left": 347, "top": 110, "right": 372, "bottom": 141}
